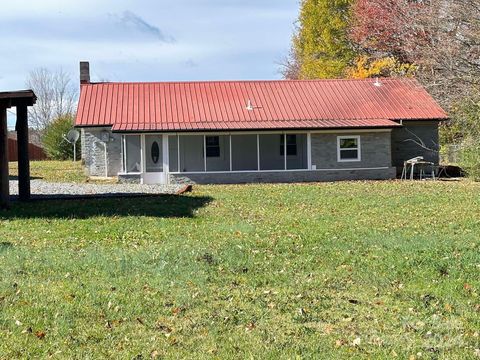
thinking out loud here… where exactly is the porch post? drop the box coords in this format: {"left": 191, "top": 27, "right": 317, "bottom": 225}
{"left": 162, "top": 134, "right": 169, "bottom": 184}
{"left": 177, "top": 135, "right": 180, "bottom": 173}
{"left": 122, "top": 135, "right": 127, "bottom": 173}
{"left": 16, "top": 103, "right": 30, "bottom": 201}
{"left": 307, "top": 132, "right": 312, "bottom": 170}
{"left": 203, "top": 135, "right": 207, "bottom": 172}
{"left": 229, "top": 135, "right": 232, "bottom": 172}
{"left": 0, "top": 103, "right": 9, "bottom": 209}
{"left": 256, "top": 134, "right": 260, "bottom": 171}
{"left": 140, "top": 134, "right": 146, "bottom": 184}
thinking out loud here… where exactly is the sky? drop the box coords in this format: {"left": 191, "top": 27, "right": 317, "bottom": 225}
{"left": 0, "top": 0, "right": 298, "bottom": 128}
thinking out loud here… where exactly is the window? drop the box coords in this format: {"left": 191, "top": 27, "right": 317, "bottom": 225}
{"left": 280, "top": 134, "right": 297, "bottom": 156}
{"left": 123, "top": 135, "right": 141, "bottom": 173}
{"left": 151, "top": 141, "right": 160, "bottom": 164}
{"left": 205, "top": 136, "right": 220, "bottom": 157}
{"left": 337, "top": 136, "right": 361, "bottom": 162}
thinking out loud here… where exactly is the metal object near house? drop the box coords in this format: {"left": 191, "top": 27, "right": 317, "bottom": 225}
{"left": 401, "top": 156, "right": 436, "bottom": 181}
{"left": 100, "top": 130, "right": 110, "bottom": 142}
{"left": 65, "top": 129, "right": 80, "bottom": 162}
{"left": 66, "top": 129, "right": 80, "bottom": 143}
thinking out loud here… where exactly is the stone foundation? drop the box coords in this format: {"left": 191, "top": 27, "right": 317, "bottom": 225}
{"left": 118, "top": 174, "right": 141, "bottom": 184}
{"left": 169, "top": 168, "right": 396, "bottom": 185}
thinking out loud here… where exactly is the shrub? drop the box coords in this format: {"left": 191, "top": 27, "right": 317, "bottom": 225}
{"left": 459, "top": 138, "right": 480, "bottom": 181}
{"left": 42, "top": 115, "right": 81, "bottom": 160}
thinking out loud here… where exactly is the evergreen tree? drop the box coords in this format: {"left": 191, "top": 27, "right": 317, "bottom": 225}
{"left": 42, "top": 115, "right": 80, "bottom": 160}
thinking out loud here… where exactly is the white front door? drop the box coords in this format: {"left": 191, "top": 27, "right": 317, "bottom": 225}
{"left": 143, "top": 135, "right": 165, "bottom": 184}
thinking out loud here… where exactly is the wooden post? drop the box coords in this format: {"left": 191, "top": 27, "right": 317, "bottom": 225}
{"left": 0, "top": 103, "right": 9, "bottom": 208}
{"left": 16, "top": 103, "right": 30, "bottom": 201}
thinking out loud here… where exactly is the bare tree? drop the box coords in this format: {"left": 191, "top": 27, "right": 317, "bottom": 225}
{"left": 350, "top": 0, "right": 480, "bottom": 108}
{"left": 26, "top": 68, "right": 78, "bottom": 129}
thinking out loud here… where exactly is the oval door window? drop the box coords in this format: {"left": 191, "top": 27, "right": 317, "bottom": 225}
{"left": 151, "top": 141, "right": 160, "bottom": 164}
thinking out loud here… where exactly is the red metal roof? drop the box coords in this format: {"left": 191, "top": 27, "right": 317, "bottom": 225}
{"left": 75, "top": 78, "right": 447, "bottom": 132}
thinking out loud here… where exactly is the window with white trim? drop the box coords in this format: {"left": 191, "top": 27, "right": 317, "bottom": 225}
{"left": 337, "top": 136, "right": 361, "bottom": 162}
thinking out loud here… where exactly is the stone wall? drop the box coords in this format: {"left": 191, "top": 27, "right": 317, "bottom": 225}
{"left": 84, "top": 129, "right": 396, "bottom": 183}
{"left": 311, "top": 131, "right": 392, "bottom": 169}
{"left": 169, "top": 168, "right": 396, "bottom": 185}
{"left": 81, "top": 127, "right": 122, "bottom": 177}
{"left": 168, "top": 131, "right": 394, "bottom": 184}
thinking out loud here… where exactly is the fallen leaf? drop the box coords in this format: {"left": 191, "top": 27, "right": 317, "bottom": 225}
{"left": 172, "top": 307, "right": 184, "bottom": 316}
{"left": 156, "top": 324, "right": 172, "bottom": 335}
{"left": 352, "top": 337, "right": 361, "bottom": 346}
{"left": 35, "top": 331, "right": 46, "bottom": 340}
{"left": 323, "top": 324, "right": 334, "bottom": 334}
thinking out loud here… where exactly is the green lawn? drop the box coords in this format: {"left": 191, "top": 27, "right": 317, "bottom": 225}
{"left": 9, "top": 161, "right": 87, "bottom": 183}
{"left": 1, "top": 163, "right": 479, "bottom": 358}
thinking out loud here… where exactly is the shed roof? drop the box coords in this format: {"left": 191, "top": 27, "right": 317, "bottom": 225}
{"left": 0, "top": 90, "right": 37, "bottom": 107}
{"left": 75, "top": 78, "right": 447, "bottom": 132}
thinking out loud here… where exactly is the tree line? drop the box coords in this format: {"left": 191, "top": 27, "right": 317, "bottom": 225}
{"left": 283, "top": 0, "right": 479, "bottom": 179}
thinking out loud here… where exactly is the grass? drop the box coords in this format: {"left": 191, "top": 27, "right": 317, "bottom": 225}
{"left": 9, "top": 161, "right": 87, "bottom": 183}
{"left": 1, "top": 162, "right": 480, "bottom": 358}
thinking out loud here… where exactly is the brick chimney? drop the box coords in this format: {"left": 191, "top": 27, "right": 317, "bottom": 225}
{"left": 80, "top": 61, "right": 90, "bottom": 84}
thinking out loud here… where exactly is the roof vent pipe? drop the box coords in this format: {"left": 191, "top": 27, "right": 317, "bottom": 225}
{"left": 80, "top": 61, "right": 90, "bottom": 84}
{"left": 374, "top": 77, "right": 382, "bottom": 87}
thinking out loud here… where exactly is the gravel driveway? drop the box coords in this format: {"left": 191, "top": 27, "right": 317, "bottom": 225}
{"left": 9, "top": 180, "right": 186, "bottom": 200}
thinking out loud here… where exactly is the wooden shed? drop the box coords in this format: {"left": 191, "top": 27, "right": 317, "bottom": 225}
{"left": 0, "top": 90, "right": 37, "bottom": 208}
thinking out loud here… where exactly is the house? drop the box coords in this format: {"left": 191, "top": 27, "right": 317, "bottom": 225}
{"left": 75, "top": 62, "right": 448, "bottom": 184}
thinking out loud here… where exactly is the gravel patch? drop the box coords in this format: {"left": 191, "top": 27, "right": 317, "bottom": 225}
{"left": 9, "top": 180, "right": 186, "bottom": 200}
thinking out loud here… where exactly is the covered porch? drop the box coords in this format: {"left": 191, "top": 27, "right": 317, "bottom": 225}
{"left": 119, "top": 132, "right": 313, "bottom": 184}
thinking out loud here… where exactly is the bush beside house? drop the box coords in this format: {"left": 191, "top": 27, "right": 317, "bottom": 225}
{"left": 42, "top": 115, "right": 80, "bottom": 160}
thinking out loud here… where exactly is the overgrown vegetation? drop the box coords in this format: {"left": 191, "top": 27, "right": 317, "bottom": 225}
{"left": 459, "top": 140, "right": 480, "bottom": 181}
{"left": 441, "top": 94, "right": 480, "bottom": 180}
{"left": 285, "top": 0, "right": 479, "bottom": 108}
{"left": 0, "top": 177, "right": 479, "bottom": 358}
{"left": 42, "top": 115, "right": 80, "bottom": 161}
{"left": 284, "top": 0, "right": 479, "bottom": 178}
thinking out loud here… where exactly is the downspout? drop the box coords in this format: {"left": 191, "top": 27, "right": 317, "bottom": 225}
{"left": 103, "top": 141, "right": 108, "bottom": 178}
{"left": 96, "top": 141, "right": 108, "bottom": 178}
